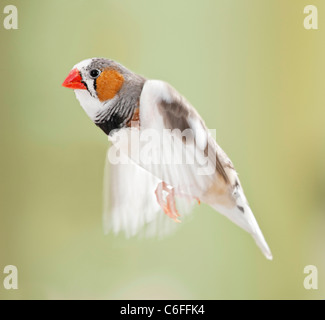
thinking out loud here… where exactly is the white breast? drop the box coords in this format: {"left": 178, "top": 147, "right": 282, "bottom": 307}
{"left": 74, "top": 89, "right": 103, "bottom": 121}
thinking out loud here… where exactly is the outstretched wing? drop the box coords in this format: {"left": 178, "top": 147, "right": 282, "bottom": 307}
{"left": 137, "top": 80, "right": 232, "bottom": 199}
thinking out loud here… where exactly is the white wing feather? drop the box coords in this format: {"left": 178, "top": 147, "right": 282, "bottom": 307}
{"left": 103, "top": 145, "right": 193, "bottom": 238}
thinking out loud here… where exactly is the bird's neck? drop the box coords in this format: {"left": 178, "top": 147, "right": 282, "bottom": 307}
{"left": 95, "top": 112, "right": 129, "bottom": 136}
{"left": 95, "top": 79, "right": 145, "bottom": 136}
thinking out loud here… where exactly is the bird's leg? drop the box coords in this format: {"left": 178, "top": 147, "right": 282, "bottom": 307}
{"left": 176, "top": 193, "right": 201, "bottom": 205}
{"left": 173, "top": 187, "right": 201, "bottom": 205}
{"left": 155, "top": 181, "right": 181, "bottom": 223}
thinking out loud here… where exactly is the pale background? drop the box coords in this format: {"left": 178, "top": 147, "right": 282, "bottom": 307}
{"left": 0, "top": 0, "right": 324, "bottom": 299}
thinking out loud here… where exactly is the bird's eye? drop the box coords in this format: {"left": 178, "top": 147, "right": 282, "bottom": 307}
{"left": 89, "top": 69, "right": 101, "bottom": 79}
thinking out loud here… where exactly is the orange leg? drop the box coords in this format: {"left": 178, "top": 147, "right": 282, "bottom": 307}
{"left": 155, "top": 182, "right": 181, "bottom": 223}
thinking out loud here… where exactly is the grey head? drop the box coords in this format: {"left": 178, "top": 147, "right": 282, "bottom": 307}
{"left": 72, "top": 58, "right": 146, "bottom": 135}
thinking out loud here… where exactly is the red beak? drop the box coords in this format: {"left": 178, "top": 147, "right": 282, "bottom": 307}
{"left": 62, "top": 68, "right": 87, "bottom": 90}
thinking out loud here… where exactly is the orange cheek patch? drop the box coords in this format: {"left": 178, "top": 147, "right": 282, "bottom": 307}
{"left": 96, "top": 69, "right": 124, "bottom": 102}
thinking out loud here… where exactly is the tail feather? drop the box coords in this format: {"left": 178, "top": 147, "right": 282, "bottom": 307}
{"left": 211, "top": 202, "right": 273, "bottom": 260}
{"left": 243, "top": 205, "right": 273, "bottom": 260}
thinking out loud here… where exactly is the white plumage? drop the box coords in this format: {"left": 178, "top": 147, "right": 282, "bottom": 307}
{"left": 63, "top": 58, "right": 273, "bottom": 260}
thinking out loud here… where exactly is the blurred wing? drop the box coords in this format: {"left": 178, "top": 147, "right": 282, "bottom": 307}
{"left": 103, "top": 146, "right": 193, "bottom": 238}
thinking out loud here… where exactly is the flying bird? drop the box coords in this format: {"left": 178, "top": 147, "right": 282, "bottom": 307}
{"left": 62, "top": 58, "right": 272, "bottom": 260}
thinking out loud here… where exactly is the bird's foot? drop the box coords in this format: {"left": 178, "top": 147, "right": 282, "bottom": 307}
{"left": 155, "top": 182, "right": 181, "bottom": 223}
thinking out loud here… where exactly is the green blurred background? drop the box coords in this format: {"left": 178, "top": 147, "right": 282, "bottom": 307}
{"left": 0, "top": 0, "right": 324, "bottom": 299}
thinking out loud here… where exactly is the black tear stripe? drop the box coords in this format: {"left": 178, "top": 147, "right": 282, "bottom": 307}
{"left": 81, "top": 80, "right": 88, "bottom": 91}
{"left": 237, "top": 205, "right": 245, "bottom": 213}
{"left": 82, "top": 80, "right": 97, "bottom": 98}
{"left": 78, "top": 70, "right": 93, "bottom": 96}
{"left": 93, "top": 78, "right": 97, "bottom": 91}
{"left": 78, "top": 70, "right": 88, "bottom": 90}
